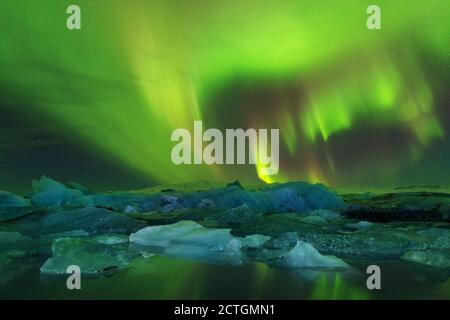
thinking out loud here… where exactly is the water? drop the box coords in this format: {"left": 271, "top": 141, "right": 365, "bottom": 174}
{"left": 1, "top": 256, "right": 449, "bottom": 299}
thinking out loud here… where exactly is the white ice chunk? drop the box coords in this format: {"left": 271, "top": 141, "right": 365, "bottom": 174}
{"left": 130, "top": 220, "right": 245, "bottom": 265}
{"left": 165, "top": 229, "right": 242, "bottom": 265}
{"left": 239, "top": 234, "right": 271, "bottom": 248}
{"left": 278, "top": 241, "right": 348, "bottom": 269}
{"left": 129, "top": 220, "right": 203, "bottom": 247}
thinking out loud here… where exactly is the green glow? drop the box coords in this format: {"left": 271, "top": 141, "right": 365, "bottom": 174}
{"left": 0, "top": 0, "right": 448, "bottom": 187}
{"left": 311, "top": 273, "right": 370, "bottom": 300}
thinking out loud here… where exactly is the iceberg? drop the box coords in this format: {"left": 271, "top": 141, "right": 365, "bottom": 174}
{"left": 239, "top": 234, "right": 271, "bottom": 248}
{"left": 10, "top": 207, "right": 146, "bottom": 236}
{"left": 300, "top": 215, "right": 328, "bottom": 225}
{"left": 29, "top": 181, "right": 343, "bottom": 215}
{"left": 40, "top": 237, "right": 142, "bottom": 276}
{"left": 95, "top": 234, "right": 129, "bottom": 245}
{"left": 127, "top": 181, "right": 343, "bottom": 215}
{"left": 30, "top": 176, "right": 84, "bottom": 207}
{"left": 0, "top": 206, "right": 36, "bottom": 222}
{"left": 129, "top": 220, "right": 203, "bottom": 247}
{"left": 0, "top": 191, "right": 29, "bottom": 207}
{"left": 277, "top": 241, "right": 348, "bottom": 269}
{"left": 38, "top": 230, "right": 90, "bottom": 242}
{"left": 401, "top": 250, "right": 450, "bottom": 268}
{"left": 69, "top": 193, "right": 153, "bottom": 211}
{"left": 165, "top": 228, "right": 242, "bottom": 265}
{"left": 130, "top": 221, "right": 246, "bottom": 265}
{"left": 307, "top": 209, "right": 342, "bottom": 221}
{"left": 215, "top": 204, "right": 263, "bottom": 225}
{"left": 345, "top": 221, "right": 373, "bottom": 230}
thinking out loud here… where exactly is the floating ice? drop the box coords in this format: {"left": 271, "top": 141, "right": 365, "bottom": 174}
{"left": 130, "top": 221, "right": 252, "bottom": 265}
{"left": 401, "top": 250, "right": 450, "bottom": 268}
{"left": 40, "top": 237, "right": 141, "bottom": 276}
{"left": 300, "top": 215, "right": 328, "bottom": 225}
{"left": 277, "top": 241, "right": 348, "bottom": 269}
{"left": 123, "top": 205, "right": 138, "bottom": 214}
{"left": 346, "top": 221, "right": 373, "bottom": 230}
{"left": 95, "top": 234, "right": 129, "bottom": 245}
{"left": 0, "top": 207, "right": 36, "bottom": 222}
{"left": 12, "top": 207, "right": 146, "bottom": 236}
{"left": 165, "top": 231, "right": 243, "bottom": 265}
{"left": 69, "top": 193, "right": 153, "bottom": 211}
{"left": 239, "top": 234, "right": 271, "bottom": 248}
{"left": 0, "top": 191, "right": 29, "bottom": 207}
{"left": 129, "top": 221, "right": 203, "bottom": 247}
{"left": 30, "top": 176, "right": 84, "bottom": 207}
{"left": 307, "top": 209, "right": 342, "bottom": 221}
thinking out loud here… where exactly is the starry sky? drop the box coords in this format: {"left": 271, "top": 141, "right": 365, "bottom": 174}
{"left": 0, "top": 0, "right": 449, "bottom": 192}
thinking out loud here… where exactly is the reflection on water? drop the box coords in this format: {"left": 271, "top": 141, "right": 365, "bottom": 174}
{"left": 0, "top": 255, "right": 449, "bottom": 299}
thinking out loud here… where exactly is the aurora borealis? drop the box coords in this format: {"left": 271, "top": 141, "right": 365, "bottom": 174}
{"left": 0, "top": 0, "right": 449, "bottom": 191}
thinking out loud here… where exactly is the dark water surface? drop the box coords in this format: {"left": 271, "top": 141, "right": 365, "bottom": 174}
{"left": 0, "top": 256, "right": 449, "bottom": 299}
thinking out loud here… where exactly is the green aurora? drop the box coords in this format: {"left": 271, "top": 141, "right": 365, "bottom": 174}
{"left": 0, "top": 0, "right": 449, "bottom": 190}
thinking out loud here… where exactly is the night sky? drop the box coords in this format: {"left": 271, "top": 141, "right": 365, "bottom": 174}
{"left": 0, "top": 0, "right": 449, "bottom": 192}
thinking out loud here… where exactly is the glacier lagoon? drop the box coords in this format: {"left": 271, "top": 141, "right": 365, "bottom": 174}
{"left": 0, "top": 176, "right": 449, "bottom": 299}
